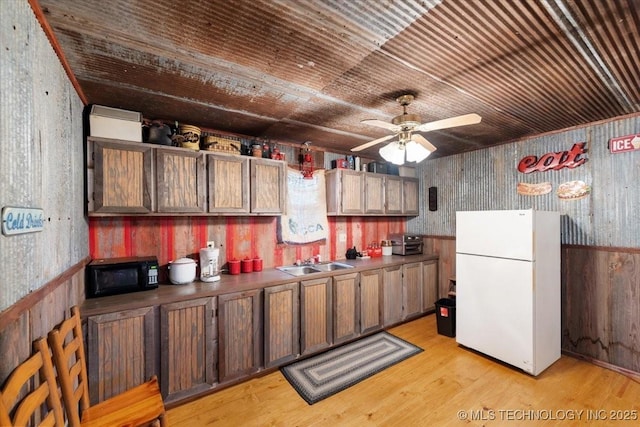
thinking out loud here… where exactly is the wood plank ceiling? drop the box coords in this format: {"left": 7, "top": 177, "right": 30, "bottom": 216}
{"left": 36, "top": 0, "right": 640, "bottom": 160}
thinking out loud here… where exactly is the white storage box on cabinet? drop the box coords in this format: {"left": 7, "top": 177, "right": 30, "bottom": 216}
{"left": 89, "top": 105, "right": 143, "bottom": 142}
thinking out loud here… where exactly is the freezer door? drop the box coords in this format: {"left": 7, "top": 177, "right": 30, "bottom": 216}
{"left": 456, "top": 253, "right": 535, "bottom": 374}
{"left": 456, "top": 210, "right": 533, "bottom": 261}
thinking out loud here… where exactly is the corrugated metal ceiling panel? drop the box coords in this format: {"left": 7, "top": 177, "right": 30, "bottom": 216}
{"left": 38, "top": 0, "right": 640, "bottom": 160}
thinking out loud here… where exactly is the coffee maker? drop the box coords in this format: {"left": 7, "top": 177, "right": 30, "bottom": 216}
{"left": 199, "top": 242, "right": 220, "bottom": 282}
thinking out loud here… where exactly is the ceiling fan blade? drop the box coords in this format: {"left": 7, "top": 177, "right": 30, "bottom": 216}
{"left": 414, "top": 113, "right": 482, "bottom": 133}
{"left": 351, "top": 134, "right": 396, "bottom": 152}
{"left": 361, "top": 119, "right": 401, "bottom": 132}
{"left": 411, "top": 134, "right": 437, "bottom": 152}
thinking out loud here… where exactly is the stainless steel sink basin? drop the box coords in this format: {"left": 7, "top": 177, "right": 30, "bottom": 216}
{"left": 276, "top": 265, "right": 322, "bottom": 276}
{"left": 311, "top": 262, "right": 354, "bottom": 272}
{"left": 277, "top": 262, "right": 354, "bottom": 277}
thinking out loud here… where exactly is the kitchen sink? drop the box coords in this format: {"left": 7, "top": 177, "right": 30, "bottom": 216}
{"left": 277, "top": 262, "right": 354, "bottom": 277}
{"left": 276, "top": 265, "right": 322, "bottom": 276}
{"left": 311, "top": 262, "right": 354, "bottom": 272}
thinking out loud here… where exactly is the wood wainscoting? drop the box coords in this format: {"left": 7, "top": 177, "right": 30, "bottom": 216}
{"left": 0, "top": 257, "right": 88, "bottom": 387}
{"left": 562, "top": 245, "right": 640, "bottom": 375}
{"left": 423, "top": 237, "right": 640, "bottom": 376}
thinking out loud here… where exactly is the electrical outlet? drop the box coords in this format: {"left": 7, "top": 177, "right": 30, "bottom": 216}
{"left": 207, "top": 241, "right": 215, "bottom": 248}
{"left": 339, "top": 233, "right": 347, "bottom": 243}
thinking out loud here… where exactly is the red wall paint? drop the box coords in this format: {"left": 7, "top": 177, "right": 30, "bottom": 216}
{"left": 89, "top": 216, "right": 406, "bottom": 269}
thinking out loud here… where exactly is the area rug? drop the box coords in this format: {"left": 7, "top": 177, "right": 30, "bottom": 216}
{"left": 281, "top": 331, "right": 423, "bottom": 404}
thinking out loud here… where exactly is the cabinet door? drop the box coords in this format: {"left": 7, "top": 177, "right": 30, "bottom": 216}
{"left": 300, "top": 277, "right": 332, "bottom": 355}
{"left": 264, "top": 282, "right": 300, "bottom": 368}
{"left": 359, "top": 269, "right": 383, "bottom": 334}
{"left": 385, "top": 176, "right": 403, "bottom": 214}
{"left": 422, "top": 260, "right": 439, "bottom": 313}
{"left": 383, "top": 265, "right": 403, "bottom": 327}
{"left": 403, "top": 262, "right": 423, "bottom": 320}
{"left": 92, "top": 139, "right": 153, "bottom": 213}
{"left": 86, "top": 306, "right": 157, "bottom": 404}
{"left": 218, "top": 290, "right": 262, "bottom": 383}
{"left": 251, "top": 158, "right": 286, "bottom": 214}
{"left": 160, "top": 297, "right": 217, "bottom": 403}
{"left": 364, "top": 174, "right": 385, "bottom": 214}
{"left": 332, "top": 272, "right": 360, "bottom": 345}
{"left": 340, "top": 170, "right": 365, "bottom": 214}
{"left": 208, "top": 154, "right": 249, "bottom": 213}
{"left": 156, "top": 148, "right": 206, "bottom": 213}
{"left": 403, "top": 178, "right": 419, "bottom": 215}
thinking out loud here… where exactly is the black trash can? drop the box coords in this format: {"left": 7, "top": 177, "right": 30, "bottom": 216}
{"left": 435, "top": 298, "right": 456, "bottom": 337}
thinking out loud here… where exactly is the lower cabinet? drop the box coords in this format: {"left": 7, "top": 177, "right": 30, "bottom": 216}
{"left": 300, "top": 277, "right": 333, "bottom": 355}
{"left": 218, "top": 289, "right": 263, "bottom": 383}
{"left": 403, "top": 262, "right": 423, "bottom": 320}
{"left": 332, "top": 272, "right": 360, "bottom": 345}
{"left": 83, "top": 257, "right": 438, "bottom": 406}
{"left": 383, "top": 265, "right": 404, "bottom": 327}
{"left": 85, "top": 306, "right": 157, "bottom": 405}
{"left": 159, "top": 297, "right": 217, "bottom": 403}
{"left": 359, "top": 269, "right": 383, "bottom": 334}
{"left": 264, "top": 282, "right": 300, "bottom": 368}
{"left": 422, "top": 259, "right": 439, "bottom": 313}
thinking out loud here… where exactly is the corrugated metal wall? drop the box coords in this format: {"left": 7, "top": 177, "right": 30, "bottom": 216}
{"left": 0, "top": 3, "right": 87, "bottom": 311}
{"left": 409, "top": 114, "right": 640, "bottom": 248}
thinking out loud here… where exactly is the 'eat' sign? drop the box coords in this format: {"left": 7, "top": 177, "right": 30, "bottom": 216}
{"left": 517, "top": 143, "right": 588, "bottom": 174}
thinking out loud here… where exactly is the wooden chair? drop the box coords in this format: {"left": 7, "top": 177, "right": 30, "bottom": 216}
{"left": 48, "top": 306, "right": 167, "bottom": 427}
{"left": 0, "top": 337, "right": 65, "bottom": 426}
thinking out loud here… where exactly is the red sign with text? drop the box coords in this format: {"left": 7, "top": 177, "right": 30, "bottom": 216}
{"left": 609, "top": 133, "right": 640, "bottom": 153}
{"left": 517, "top": 143, "right": 588, "bottom": 174}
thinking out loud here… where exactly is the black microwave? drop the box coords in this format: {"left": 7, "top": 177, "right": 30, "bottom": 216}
{"left": 86, "top": 256, "right": 159, "bottom": 298}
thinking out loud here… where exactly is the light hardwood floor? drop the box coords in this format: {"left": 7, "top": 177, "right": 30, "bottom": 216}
{"left": 167, "top": 315, "right": 640, "bottom": 426}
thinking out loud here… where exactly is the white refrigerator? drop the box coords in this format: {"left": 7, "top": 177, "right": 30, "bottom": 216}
{"left": 455, "top": 209, "right": 560, "bottom": 376}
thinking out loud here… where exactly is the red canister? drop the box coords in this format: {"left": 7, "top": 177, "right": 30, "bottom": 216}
{"left": 253, "top": 257, "right": 263, "bottom": 272}
{"left": 241, "top": 258, "right": 253, "bottom": 273}
{"left": 228, "top": 259, "right": 240, "bottom": 275}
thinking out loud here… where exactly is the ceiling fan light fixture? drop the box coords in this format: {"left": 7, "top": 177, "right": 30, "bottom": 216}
{"left": 356, "top": 93, "right": 481, "bottom": 160}
{"left": 379, "top": 141, "right": 405, "bottom": 165}
{"left": 405, "top": 140, "right": 432, "bottom": 163}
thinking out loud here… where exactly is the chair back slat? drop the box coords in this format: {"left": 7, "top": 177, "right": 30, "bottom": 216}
{"left": 0, "top": 337, "right": 65, "bottom": 426}
{"left": 48, "top": 306, "right": 92, "bottom": 427}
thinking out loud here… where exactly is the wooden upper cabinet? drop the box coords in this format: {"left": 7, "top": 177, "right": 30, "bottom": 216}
{"left": 385, "top": 176, "right": 403, "bottom": 214}
{"left": 340, "top": 170, "right": 365, "bottom": 214}
{"left": 160, "top": 297, "right": 217, "bottom": 403}
{"left": 326, "top": 169, "right": 419, "bottom": 216}
{"left": 250, "top": 158, "right": 286, "bottom": 214}
{"left": 91, "top": 138, "right": 153, "bottom": 213}
{"left": 207, "top": 154, "right": 249, "bottom": 213}
{"left": 156, "top": 147, "right": 206, "bottom": 213}
{"left": 326, "top": 169, "right": 364, "bottom": 215}
{"left": 364, "top": 174, "right": 385, "bottom": 214}
{"left": 403, "top": 178, "right": 419, "bottom": 215}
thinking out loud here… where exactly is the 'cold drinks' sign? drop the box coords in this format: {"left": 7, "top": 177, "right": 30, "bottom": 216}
{"left": 2, "top": 207, "right": 45, "bottom": 236}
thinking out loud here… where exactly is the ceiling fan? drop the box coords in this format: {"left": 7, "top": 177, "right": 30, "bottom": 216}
{"left": 352, "top": 94, "right": 482, "bottom": 165}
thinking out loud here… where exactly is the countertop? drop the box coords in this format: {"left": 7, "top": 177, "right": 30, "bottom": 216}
{"left": 81, "top": 253, "right": 438, "bottom": 317}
